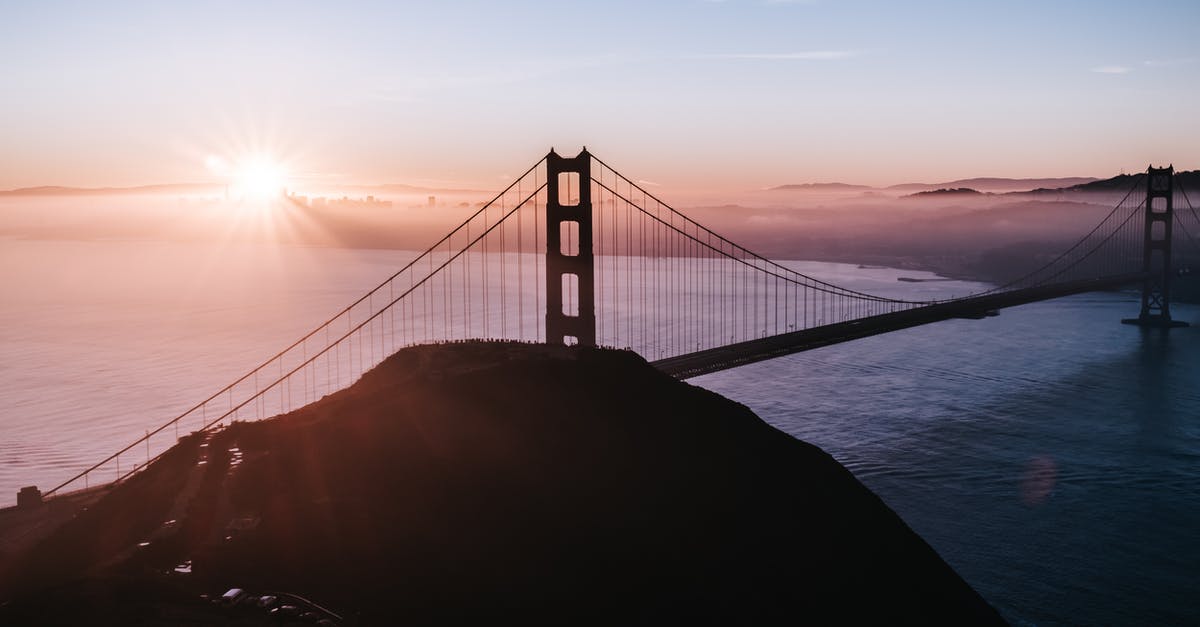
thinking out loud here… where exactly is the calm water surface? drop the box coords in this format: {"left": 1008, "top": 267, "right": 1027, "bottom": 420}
{"left": 2, "top": 238, "right": 1197, "bottom": 625}
{"left": 699, "top": 288, "right": 1200, "bottom": 626}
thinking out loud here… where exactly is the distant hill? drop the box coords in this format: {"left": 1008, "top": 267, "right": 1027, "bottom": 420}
{"left": 1062, "top": 170, "right": 1200, "bottom": 194}
{"left": 769, "top": 182, "right": 875, "bottom": 192}
{"left": 770, "top": 177, "right": 1100, "bottom": 194}
{"left": 350, "top": 182, "right": 489, "bottom": 195}
{"left": 889, "top": 177, "right": 1098, "bottom": 193}
{"left": 0, "top": 183, "right": 221, "bottom": 196}
{"left": 904, "top": 188, "right": 985, "bottom": 198}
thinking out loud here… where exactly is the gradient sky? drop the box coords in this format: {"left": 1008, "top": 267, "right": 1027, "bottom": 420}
{"left": 2, "top": 0, "right": 1199, "bottom": 191}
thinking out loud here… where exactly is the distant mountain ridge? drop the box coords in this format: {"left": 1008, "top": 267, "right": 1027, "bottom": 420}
{"left": 903, "top": 188, "right": 985, "bottom": 198}
{"left": 1062, "top": 170, "right": 1200, "bottom": 193}
{"left": 771, "top": 171, "right": 1200, "bottom": 195}
{"left": 352, "top": 182, "right": 488, "bottom": 194}
{"left": 772, "top": 177, "right": 1100, "bottom": 194}
{"left": 0, "top": 183, "right": 221, "bottom": 196}
{"left": 889, "top": 177, "right": 1100, "bottom": 193}
{"left": 9, "top": 171, "right": 1198, "bottom": 198}
{"left": 769, "top": 182, "right": 875, "bottom": 192}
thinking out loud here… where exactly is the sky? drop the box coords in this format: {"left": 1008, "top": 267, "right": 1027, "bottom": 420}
{"left": 2, "top": 0, "right": 1199, "bottom": 191}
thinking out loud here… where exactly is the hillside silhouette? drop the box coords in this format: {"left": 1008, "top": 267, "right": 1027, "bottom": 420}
{"left": 0, "top": 342, "right": 1003, "bottom": 625}
{"left": 903, "top": 187, "right": 985, "bottom": 198}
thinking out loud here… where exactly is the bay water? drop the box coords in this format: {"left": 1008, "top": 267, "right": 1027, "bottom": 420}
{"left": 1, "top": 237, "right": 1197, "bottom": 625}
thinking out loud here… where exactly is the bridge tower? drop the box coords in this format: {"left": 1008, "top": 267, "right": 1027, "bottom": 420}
{"left": 1124, "top": 165, "right": 1188, "bottom": 328}
{"left": 544, "top": 149, "right": 597, "bottom": 346}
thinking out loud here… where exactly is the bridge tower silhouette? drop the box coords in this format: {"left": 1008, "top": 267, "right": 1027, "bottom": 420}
{"left": 1124, "top": 165, "right": 1188, "bottom": 328}
{"left": 545, "top": 149, "right": 597, "bottom": 346}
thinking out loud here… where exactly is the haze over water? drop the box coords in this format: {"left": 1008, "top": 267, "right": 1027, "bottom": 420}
{"left": 2, "top": 235, "right": 1197, "bottom": 625}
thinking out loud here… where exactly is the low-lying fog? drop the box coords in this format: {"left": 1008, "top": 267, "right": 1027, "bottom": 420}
{"left": 2, "top": 178, "right": 1195, "bottom": 286}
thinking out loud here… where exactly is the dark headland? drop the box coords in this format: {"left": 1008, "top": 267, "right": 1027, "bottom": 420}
{"left": 0, "top": 342, "right": 1004, "bottom": 625}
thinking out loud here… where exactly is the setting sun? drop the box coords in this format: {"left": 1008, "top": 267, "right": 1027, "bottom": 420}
{"left": 206, "top": 153, "right": 288, "bottom": 200}
{"left": 233, "top": 156, "right": 288, "bottom": 199}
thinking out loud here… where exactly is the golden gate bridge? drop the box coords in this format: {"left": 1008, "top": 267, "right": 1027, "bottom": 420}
{"left": 42, "top": 149, "right": 1200, "bottom": 498}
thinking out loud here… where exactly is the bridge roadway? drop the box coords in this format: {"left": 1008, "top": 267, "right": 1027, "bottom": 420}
{"left": 652, "top": 273, "right": 1148, "bottom": 379}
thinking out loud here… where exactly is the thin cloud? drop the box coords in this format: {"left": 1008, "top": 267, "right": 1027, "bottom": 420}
{"left": 1143, "top": 57, "right": 1198, "bottom": 67}
{"left": 694, "top": 50, "right": 863, "bottom": 61}
{"left": 1091, "top": 65, "right": 1131, "bottom": 74}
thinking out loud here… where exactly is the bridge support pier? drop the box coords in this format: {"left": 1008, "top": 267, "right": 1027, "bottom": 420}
{"left": 544, "top": 149, "right": 597, "bottom": 346}
{"left": 1123, "top": 165, "right": 1188, "bottom": 328}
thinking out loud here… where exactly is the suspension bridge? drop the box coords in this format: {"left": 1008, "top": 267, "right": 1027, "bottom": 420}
{"left": 37, "top": 149, "right": 1200, "bottom": 499}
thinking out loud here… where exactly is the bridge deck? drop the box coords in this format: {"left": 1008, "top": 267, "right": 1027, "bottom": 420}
{"left": 652, "top": 274, "right": 1146, "bottom": 379}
